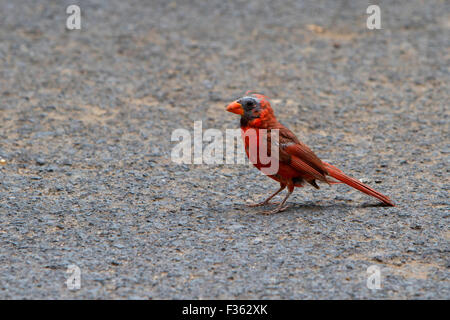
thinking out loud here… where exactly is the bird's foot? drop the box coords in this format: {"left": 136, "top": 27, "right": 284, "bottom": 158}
{"left": 246, "top": 201, "right": 279, "bottom": 207}
{"left": 261, "top": 205, "right": 290, "bottom": 215}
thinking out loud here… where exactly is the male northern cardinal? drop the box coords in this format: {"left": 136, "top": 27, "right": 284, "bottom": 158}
{"left": 226, "top": 93, "right": 395, "bottom": 214}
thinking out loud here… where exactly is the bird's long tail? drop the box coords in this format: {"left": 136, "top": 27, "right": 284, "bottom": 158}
{"left": 323, "top": 162, "right": 395, "bottom": 206}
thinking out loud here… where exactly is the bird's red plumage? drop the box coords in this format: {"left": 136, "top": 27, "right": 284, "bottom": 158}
{"left": 227, "top": 94, "right": 395, "bottom": 213}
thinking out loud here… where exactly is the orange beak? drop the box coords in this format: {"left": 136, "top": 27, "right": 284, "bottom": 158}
{"left": 226, "top": 101, "right": 244, "bottom": 115}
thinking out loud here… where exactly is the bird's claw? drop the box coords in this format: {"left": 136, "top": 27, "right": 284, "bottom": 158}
{"left": 261, "top": 205, "right": 290, "bottom": 215}
{"left": 246, "top": 201, "right": 280, "bottom": 207}
{"left": 246, "top": 202, "right": 267, "bottom": 207}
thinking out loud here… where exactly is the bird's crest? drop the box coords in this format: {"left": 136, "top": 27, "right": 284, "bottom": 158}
{"left": 245, "top": 90, "right": 268, "bottom": 100}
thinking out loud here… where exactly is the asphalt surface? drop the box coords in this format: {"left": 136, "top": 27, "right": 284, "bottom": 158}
{"left": 0, "top": 0, "right": 448, "bottom": 299}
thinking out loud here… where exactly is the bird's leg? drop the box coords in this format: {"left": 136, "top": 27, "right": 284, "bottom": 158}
{"left": 247, "top": 184, "right": 286, "bottom": 207}
{"left": 262, "top": 189, "right": 293, "bottom": 215}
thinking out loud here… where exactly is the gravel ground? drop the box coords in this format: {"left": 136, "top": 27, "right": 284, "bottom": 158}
{"left": 0, "top": 0, "right": 448, "bottom": 299}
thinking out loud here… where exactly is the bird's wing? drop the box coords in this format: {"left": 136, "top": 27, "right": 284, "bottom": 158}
{"left": 274, "top": 126, "right": 329, "bottom": 181}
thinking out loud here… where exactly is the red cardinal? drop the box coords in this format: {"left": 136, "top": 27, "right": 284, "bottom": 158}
{"left": 226, "top": 93, "right": 395, "bottom": 214}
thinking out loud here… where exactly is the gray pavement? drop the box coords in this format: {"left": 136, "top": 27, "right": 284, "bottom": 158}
{"left": 0, "top": 0, "right": 448, "bottom": 299}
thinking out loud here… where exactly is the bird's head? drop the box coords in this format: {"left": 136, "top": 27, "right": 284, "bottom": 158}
{"left": 226, "top": 92, "right": 276, "bottom": 128}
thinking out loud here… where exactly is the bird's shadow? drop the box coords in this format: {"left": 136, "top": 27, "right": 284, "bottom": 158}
{"left": 235, "top": 200, "right": 389, "bottom": 216}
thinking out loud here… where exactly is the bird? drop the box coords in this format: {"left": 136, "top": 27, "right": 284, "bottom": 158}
{"left": 226, "top": 92, "right": 395, "bottom": 214}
